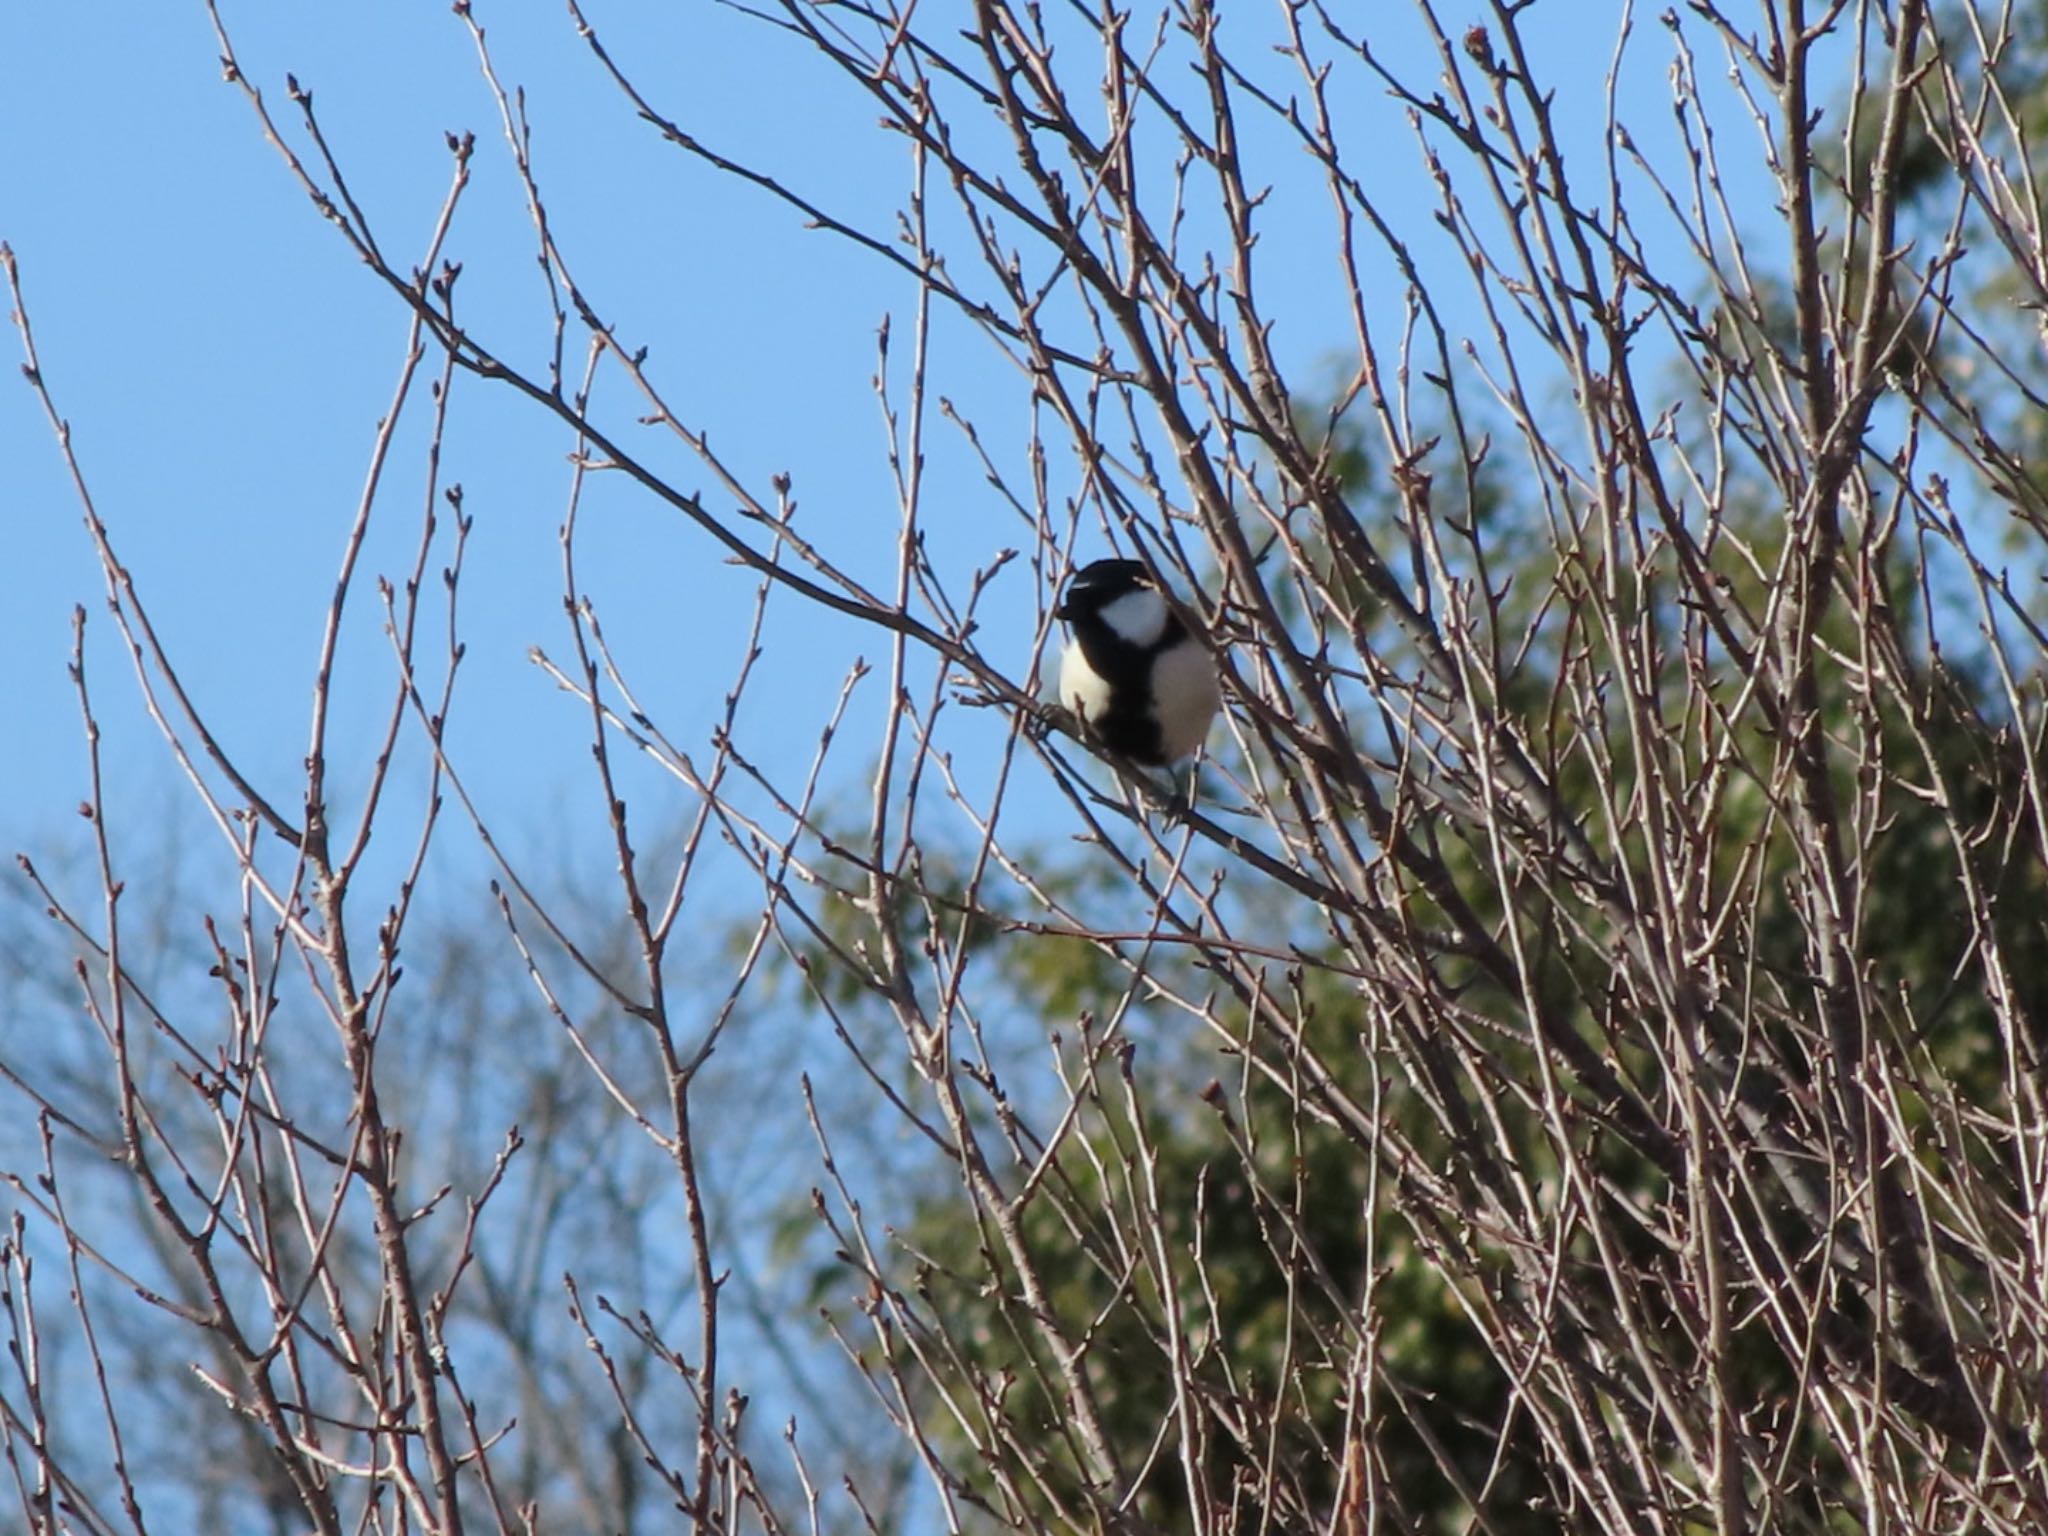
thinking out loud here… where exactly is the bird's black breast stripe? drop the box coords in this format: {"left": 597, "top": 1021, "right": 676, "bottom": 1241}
{"left": 1071, "top": 612, "right": 1189, "bottom": 765}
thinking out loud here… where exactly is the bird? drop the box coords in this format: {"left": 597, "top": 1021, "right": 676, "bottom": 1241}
{"left": 1054, "top": 557, "right": 1220, "bottom": 768}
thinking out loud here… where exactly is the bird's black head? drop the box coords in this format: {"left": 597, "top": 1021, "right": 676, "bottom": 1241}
{"left": 1055, "top": 558, "right": 1152, "bottom": 622}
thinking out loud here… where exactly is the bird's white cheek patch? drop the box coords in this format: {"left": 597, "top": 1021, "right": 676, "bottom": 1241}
{"left": 1150, "top": 639, "right": 1221, "bottom": 761}
{"left": 1059, "top": 644, "right": 1116, "bottom": 728}
{"left": 1097, "top": 588, "right": 1169, "bottom": 647}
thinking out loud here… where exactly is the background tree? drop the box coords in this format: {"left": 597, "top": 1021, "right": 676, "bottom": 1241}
{"left": 5, "top": 1, "right": 2048, "bottom": 1534}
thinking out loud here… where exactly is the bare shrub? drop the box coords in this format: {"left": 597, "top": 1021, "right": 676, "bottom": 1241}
{"left": 5, "top": 1, "right": 2047, "bottom": 1532}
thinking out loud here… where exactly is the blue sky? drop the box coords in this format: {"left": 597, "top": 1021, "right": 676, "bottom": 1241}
{"left": 0, "top": 0, "right": 1837, "bottom": 1521}
{"left": 0, "top": 3, "right": 1831, "bottom": 1212}
{"left": 11, "top": 11, "right": 2045, "bottom": 1533}
{"left": 1, "top": 4, "right": 929, "bottom": 870}
{"left": 0, "top": 3, "right": 1767, "bottom": 883}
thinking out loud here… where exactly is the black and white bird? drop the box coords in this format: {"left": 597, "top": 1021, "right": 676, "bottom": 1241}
{"left": 1055, "top": 557, "right": 1220, "bottom": 768}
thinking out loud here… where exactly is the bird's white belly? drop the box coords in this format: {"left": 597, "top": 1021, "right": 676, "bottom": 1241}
{"left": 1059, "top": 644, "right": 1117, "bottom": 730}
{"left": 1149, "top": 639, "right": 1220, "bottom": 761}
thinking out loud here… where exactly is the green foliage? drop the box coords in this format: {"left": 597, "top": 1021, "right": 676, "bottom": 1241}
{"left": 795, "top": 356, "right": 2048, "bottom": 1527}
